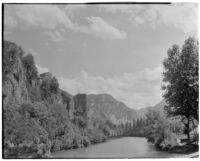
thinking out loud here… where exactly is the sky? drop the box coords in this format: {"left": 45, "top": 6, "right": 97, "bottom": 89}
{"left": 4, "top": 3, "right": 198, "bottom": 109}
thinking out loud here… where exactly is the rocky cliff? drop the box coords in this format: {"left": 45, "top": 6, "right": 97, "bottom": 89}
{"left": 3, "top": 41, "right": 73, "bottom": 112}
{"left": 3, "top": 41, "right": 138, "bottom": 158}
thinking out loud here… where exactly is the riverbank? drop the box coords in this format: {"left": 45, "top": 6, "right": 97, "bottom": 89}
{"left": 177, "top": 152, "right": 199, "bottom": 158}
{"left": 152, "top": 137, "right": 199, "bottom": 155}
{"left": 52, "top": 134, "right": 124, "bottom": 153}
{"left": 51, "top": 137, "right": 187, "bottom": 158}
{"left": 168, "top": 144, "right": 198, "bottom": 154}
{"left": 51, "top": 135, "right": 198, "bottom": 158}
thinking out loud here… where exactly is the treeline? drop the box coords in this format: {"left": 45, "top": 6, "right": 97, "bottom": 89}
{"left": 121, "top": 119, "right": 146, "bottom": 137}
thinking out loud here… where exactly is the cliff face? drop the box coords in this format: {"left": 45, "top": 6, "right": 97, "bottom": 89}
{"left": 3, "top": 41, "right": 138, "bottom": 158}
{"left": 3, "top": 41, "right": 74, "bottom": 117}
{"left": 3, "top": 41, "right": 79, "bottom": 158}
{"left": 3, "top": 41, "right": 30, "bottom": 106}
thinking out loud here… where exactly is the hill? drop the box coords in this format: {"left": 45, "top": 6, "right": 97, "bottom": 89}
{"left": 87, "top": 93, "right": 137, "bottom": 124}
{"left": 137, "top": 100, "right": 166, "bottom": 118}
{"left": 3, "top": 40, "right": 138, "bottom": 158}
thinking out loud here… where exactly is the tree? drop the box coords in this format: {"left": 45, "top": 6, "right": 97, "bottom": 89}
{"left": 144, "top": 109, "right": 171, "bottom": 149}
{"left": 162, "top": 37, "right": 198, "bottom": 141}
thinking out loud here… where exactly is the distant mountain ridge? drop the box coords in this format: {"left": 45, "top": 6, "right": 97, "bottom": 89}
{"left": 87, "top": 93, "right": 138, "bottom": 124}
{"left": 136, "top": 100, "right": 166, "bottom": 118}
{"left": 87, "top": 93, "right": 165, "bottom": 122}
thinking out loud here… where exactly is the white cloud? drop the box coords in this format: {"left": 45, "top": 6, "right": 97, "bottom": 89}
{"left": 4, "top": 5, "right": 17, "bottom": 34}
{"left": 159, "top": 4, "right": 198, "bottom": 33}
{"left": 14, "top": 5, "right": 74, "bottom": 30}
{"left": 99, "top": 3, "right": 198, "bottom": 33}
{"left": 82, "top": 43, "right": 87, "bottom": 48}
{"left": 77, "top": 16, "right": 127, "bottom": 40}
{"left": 4, "top": 15, "right": 17, "bottom": 28}
{"left": 27, "top": 48, "right": 38, "bottom": 56}
{"left": 58, "top": 66, "right": 163, "bottom": 109}
{"left": 99, "top": 4, "right": 136, "bottom": 14}
{"left": 4, "top": 5, "right": 126, "bottom": 40}
{"left": 65, "top": 4, "right": 87, "bottom": 18}
{"left": 36, "top": 65, "right": 49, "bottom": 74}
{"left": 46, "top": 30, "right": 65, "bottom": 42}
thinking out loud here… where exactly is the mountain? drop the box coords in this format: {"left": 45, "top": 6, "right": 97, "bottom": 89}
{"left": 3, "top": 40, "right": 138, "bottom": 158}
{"left": 87, "top": 94, "right": 137, "bottom": 125}
{"left": 136, "top": 100, "right": 166, "bottom": 118}
{"left": 152, "top": 100, "right": 166, "bottom": 111}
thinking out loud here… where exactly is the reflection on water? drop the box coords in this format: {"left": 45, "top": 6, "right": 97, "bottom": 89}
{"left": 52, "top": 137, "right": 184, "bottom": 158}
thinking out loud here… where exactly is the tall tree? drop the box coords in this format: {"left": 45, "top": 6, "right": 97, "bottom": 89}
{"left": 162, "top": 37, "right": 198, "bottom": 141}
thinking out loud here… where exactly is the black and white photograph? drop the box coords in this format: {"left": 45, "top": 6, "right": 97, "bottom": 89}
{"left": 2, "top": 0, "right": 199, "bottom": 158}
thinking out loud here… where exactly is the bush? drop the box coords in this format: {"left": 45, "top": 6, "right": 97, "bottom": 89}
{"left": 52, "top": 139, "right": 63, "bottom": 151}
{"left": 82, "top": 136, "right": 91, "bottom": 147}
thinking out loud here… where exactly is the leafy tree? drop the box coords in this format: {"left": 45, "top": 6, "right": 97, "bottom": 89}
{"left": 169, "top": 117, "right": 184, "bottom": 135}
{"left": 162, "top": 37, "right": 198, "bottom": 141}
{"left": 101, "top": 124, "right": 111, "bottom": 136}
{"left": 144, "top": 109, "right": 171, "bottom": 149}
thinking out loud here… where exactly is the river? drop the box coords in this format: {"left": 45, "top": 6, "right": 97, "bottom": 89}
{"left": 52, "top": 137, "right": 185, "bottom": 158}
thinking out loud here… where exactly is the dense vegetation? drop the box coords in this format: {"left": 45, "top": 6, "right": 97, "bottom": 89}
{"left": 143, "top": 37, "right": 199, "bottom": 153}
{"left": 3, "top": 41, "right": 142, "bottom": 158}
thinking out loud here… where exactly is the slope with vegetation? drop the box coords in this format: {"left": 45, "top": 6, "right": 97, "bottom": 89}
{"left": 3, "top": 40, "right": 140, "bottom": 158}
{"left": 143, "top": 37, "right": 199, "bottom": 154}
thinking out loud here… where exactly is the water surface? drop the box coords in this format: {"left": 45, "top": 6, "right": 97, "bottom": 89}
{"left": 52, "top": 137, "right": 184, "bottom": 158}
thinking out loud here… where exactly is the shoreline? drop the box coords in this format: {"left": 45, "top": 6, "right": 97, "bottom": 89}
{"left": 51, "top": 137, "right": 198, "bottom": 158}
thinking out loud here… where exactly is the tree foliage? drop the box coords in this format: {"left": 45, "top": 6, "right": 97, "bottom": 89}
{"left": 162, "top": 37, "right": 198, "bottom": 140}
{"left": 144, "top": 109, "right": 177, "bottom": 150}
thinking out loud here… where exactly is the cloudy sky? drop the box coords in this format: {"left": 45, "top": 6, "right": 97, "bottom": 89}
{"left": 4, "top": 3, "right": 198, "bottom": 109}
